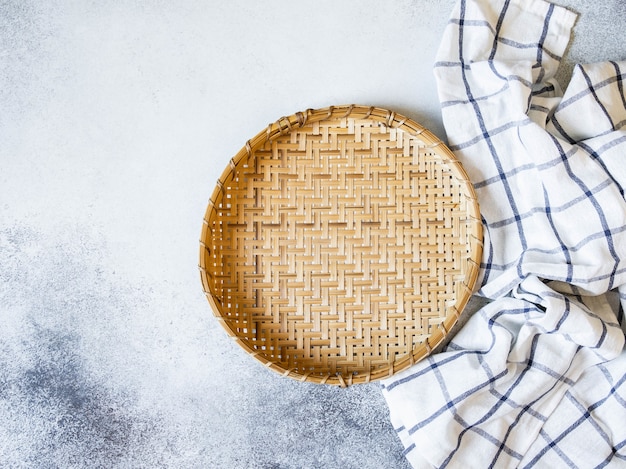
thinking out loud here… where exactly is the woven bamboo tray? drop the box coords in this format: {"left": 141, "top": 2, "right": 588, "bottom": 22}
{"left": 199, "top": 105, "right": 482, "bottom": 387}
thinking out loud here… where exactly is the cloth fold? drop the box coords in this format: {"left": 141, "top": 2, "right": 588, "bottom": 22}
{"left": 382, "top": 0, "right": 626, "bottom": 467}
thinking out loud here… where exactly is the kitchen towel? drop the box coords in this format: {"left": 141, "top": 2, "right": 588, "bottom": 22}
{"left": 382, "top": 0, "right": 626, "bottom": 467}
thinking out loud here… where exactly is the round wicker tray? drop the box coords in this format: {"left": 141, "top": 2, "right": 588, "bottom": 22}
{"left": 199, "top": 105, "right": 482, "bottom": 386}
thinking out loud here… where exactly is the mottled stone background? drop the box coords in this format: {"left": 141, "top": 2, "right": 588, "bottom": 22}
{"left": 1, "top": 1, "right": 624, "bottom": 467}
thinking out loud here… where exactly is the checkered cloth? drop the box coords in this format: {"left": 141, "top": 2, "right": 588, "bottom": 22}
{"left": 381, "top": 0, "right": 626, "bottom": 467}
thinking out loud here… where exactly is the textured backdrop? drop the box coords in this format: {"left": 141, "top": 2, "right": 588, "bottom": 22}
{"left": 1, "top": 1, "right": 625, "bottom": 467}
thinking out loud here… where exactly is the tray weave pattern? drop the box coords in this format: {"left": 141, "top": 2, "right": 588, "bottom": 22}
{"left": 199, "top": 105, "right": 482, "bottom": 386}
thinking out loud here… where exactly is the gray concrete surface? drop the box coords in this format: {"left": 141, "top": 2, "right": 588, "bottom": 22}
{"left": 1, "top": 1, "right": 624, "bottom": 467}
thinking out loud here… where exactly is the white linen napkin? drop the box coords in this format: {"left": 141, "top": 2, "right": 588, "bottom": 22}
{"left": 382, "top": 0, "right": 626, "bottom": 467}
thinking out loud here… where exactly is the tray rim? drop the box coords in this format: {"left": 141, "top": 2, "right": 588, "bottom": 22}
{"left": 199, "top": 104, "right": 483, "bottom": 387}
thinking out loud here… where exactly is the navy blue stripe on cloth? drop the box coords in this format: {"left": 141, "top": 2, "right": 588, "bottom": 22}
{"left": 556, "top": 71, "right": 626, "bottom": 109}
{"left": 543, "top": 187, "right": 573, "bottom": 283}
{"left": 578, "top": 138, "right": 626, "bottom": 198}
{"left": 488, "top": 0, "right": 511, "bottom": 81}
{"left": 579, "top": 65, "right": 616, "bottom": 130}
{"left": 549, "top": 134, "right": 621, "bottom": 290}
{"left": 405, "top": 367, "right": 510, "bottom": 435}
{"left": 549, "top": 113, "right": 577, "bottom": 143}
{"left": 448, "top": 119, "right": 531, "bottom": 151}
{"left": 474, "top": 163, "right": 535, "bottom": 189}
{"left": 442, "top": 334, "right": 545, "bottom": 466}
{"left": 525, "top": 428, "right": 577, "bottom": 468}
{"left": 611, "top": 61, "right": 626, "bottom": 110}
{"left": 534, "top": 3, "right": 554, "bottom": 85}
{"left": 458, "top": 0, "right": 528, "bottom": 253}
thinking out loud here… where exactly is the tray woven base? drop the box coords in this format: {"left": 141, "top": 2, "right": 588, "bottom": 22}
{"left": 199, "top": 105, "right": 482, "bottom": 386}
